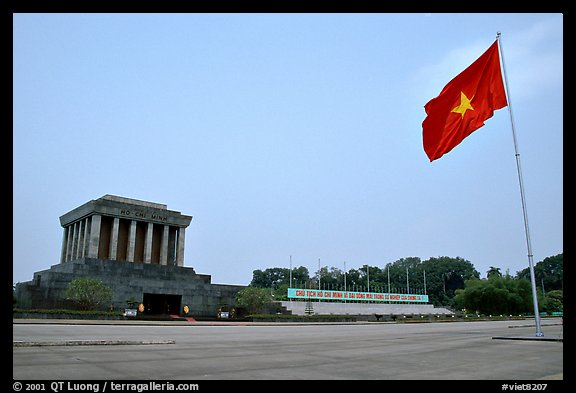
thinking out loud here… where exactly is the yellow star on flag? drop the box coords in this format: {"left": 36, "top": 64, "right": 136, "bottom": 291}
{"left": 451, "top": 91, "right": 474, "bottom": 118}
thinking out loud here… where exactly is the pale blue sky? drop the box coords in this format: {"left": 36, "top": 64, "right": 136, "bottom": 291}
{"left": 13, "top": 13, "right": 563, "bottom": 286}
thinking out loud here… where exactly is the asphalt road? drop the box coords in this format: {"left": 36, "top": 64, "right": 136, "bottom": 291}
{"left": 13, "top": 319, "right": 563, "bottom": 381}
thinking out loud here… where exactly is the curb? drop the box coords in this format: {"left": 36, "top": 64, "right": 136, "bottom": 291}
{"left": 13, "top": 339, "right": 176, "bottom": 347}
{"left": 492, "top": 336, "right": 563, "bottom": 342}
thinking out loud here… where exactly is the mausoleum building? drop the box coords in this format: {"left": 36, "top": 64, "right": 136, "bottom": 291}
{"left": 15, "top": 195, "right": 246, "bottom": 317}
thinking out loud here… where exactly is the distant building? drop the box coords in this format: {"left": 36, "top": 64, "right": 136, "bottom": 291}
{"left": 15, "top": 195, "right": 245, "bottom": 317}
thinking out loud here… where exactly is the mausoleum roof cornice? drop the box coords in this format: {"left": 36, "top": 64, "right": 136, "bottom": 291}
{"left": 59, "top": 195, "right": 192, "bottom": 227}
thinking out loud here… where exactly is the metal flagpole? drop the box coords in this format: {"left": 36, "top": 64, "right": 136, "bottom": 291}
{"left": 406, "top": 267, "right": 409, "bottom": 294}
{"left": 289, "top": 255, "right": 292, "bottom": 307}
{"left": 497, "top": 31, "right": 543, "bottom": 336}
{"left": 289, "top": 255, "right": 292, "bottom": 288}
{"left": 387, "top": 265, "right": 391, "bottom": 304}
{"left": 343, "top": 261, "right": 347, "bottom": 313}
{"left": 318, "top": 258, "right": 321, "bottom": 290}
{"left": 344, "top": 261, "right": 347, "bottom": 293}
{"left": 423, "top": 269, "right": 427, "bottom": 294}
{"left": 367, "top": 265, "right": 370, "bottom": 292}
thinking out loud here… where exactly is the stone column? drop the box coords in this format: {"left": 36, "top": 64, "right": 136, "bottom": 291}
{"left": 65, "top": 224, "right": 73, "bottom": 261}
{"left": 109, "top": 217, "right": 120, "bottom": 260}
{"left": 75, "top": 222, "right": 82, "bottom": 258}
{"left": 144, "top": 222, "right": 153, "bottom": 264}
{"left": 77, "top": 219, "right": 85, "bottom": 259}
{"left": 60, "top": 227, "right": 68, "bottom": 263}
{"left": 160, "top": 225, "right": 170, "bottom": 266}
{"left": 168, "top": 227, "right": 177, "bottom": 266}
{"left": 71, "top": 222, "right": 80, "bottom": 260}
{"left": 75, "top": 221, "right": 81, "bottom": 259}
{"left": 81, "top": 218, "right": 90, "bottom": 258}
{"left": 176, "top": 227, "right": 186, "bottom": 267}
{"left": 127, "top": 220, "right": 137, "bottom": 262}
{"left": 87, "top": 214, "right": 102, "bottom": 258}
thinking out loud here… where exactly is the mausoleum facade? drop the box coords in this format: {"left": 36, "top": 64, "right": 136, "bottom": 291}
{"left": 59, "top": 194, "right": 191, "bottom": 267}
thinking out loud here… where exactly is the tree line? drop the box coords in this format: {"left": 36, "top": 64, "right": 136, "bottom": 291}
{"left": 248, "top": 253, "right": 563, "bottom": 315}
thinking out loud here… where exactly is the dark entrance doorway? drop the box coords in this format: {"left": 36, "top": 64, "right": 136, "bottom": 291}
{"left": 143, "top": 293, "right": 182, "bottom": 315}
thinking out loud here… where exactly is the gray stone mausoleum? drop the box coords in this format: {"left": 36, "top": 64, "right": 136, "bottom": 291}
{"left": 15, "top": 195, "right": 246, "bottom": 317}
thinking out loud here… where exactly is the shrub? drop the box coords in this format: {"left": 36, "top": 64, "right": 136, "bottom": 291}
{"left": 65, "top": 277, "right": 113, "bottom": 311}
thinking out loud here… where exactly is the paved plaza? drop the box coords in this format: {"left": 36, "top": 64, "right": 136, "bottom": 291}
{"left": 13, "top": 319, "right": 563, "bottom": 381}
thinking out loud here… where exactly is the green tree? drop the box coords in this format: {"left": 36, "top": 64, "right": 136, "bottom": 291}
{"left": 420, "top": 256, "right": 479, "bottom": 307}
{"left": 454, "top": 275, "right": 532, "bottom": 315}
{"left": 487, "top": 266, "right": 502, "bottom": 279}
{"left": 345, "top": 268, "right": 363, "bottom": 290}
{"left": 250, "top": 266, "right": 310, "bottom": 288}
{"left": 250, "top": 267, "right": 288, "bottom": 288}
{"left": 235, "top": 287, "right": 273, "bottom": 314}
{"left": 65, "top": 277, "right": 113, "bottom": 311}
{"left": 314, "top": 266, "right": 344, "bottom": 290}
{"left": 516, "top": 253, "right": 563, "bottom": 291}
{"left": 290, "top": 266, "right": 311, "bottom": 288}
{"left": 382, "top": 257, "right": 422, "bottom": 293}
{"left": 272, "top": 283, "right": 290, "bottom": 301}
{"left": 540, "top": 289, "right": 563, "bottom": 313}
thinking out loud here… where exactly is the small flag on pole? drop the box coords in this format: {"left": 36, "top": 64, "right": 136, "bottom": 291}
{"left": 422, "top": 40, "right": 508, "bottom": 161}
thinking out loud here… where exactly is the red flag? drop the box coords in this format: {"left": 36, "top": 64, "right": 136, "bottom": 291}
{"left": 422, "top": 40, "right": 508, "bottom": 161}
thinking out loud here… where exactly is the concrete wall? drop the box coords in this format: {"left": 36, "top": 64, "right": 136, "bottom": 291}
{"left": 281, "top": 301, "right": 454, "bottom": 316}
